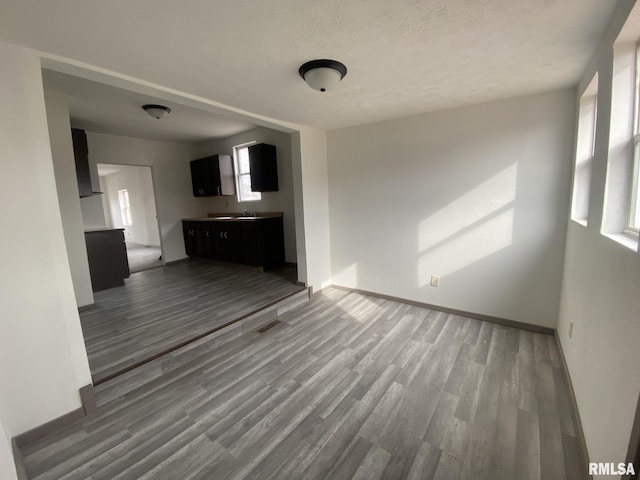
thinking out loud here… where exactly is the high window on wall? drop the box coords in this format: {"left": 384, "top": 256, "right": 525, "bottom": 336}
{"left": 118, "top": 189, "right": 132, "bottom": 226}
{"left": 572, "top": 74, "right": 598, "bottom": 226}
{"left": 626, "top": 44, "right": 640, "bottom": 236}
{"left": 601, "top": 41, "right": 639, "bottom": 250}
{"left": 233, "top": 142, "right": 261, "bottom": 202}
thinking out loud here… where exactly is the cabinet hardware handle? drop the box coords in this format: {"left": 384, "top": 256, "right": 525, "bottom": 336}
{"left": 217, "top": 186, "right": 221, "bottom": 195}
{"left": 220, "top": 232, "right": 223, "bottom": 239}
{"left": 224, "top": 231, "right": 228, "bottom": 239}
{"left": 206, "top": 231, "right": 209, "bottom": 238}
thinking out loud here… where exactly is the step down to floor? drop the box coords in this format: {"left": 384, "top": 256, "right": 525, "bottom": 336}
{"left": 93, "top": 287, "right": 311, "bottom": 406}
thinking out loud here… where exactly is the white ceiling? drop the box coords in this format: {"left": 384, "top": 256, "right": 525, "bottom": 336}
{"left": 42, "top": 70, "right": 256, "bottom": 143}
{"left": 1, "top": 0, "right": 620, "bottom": 129}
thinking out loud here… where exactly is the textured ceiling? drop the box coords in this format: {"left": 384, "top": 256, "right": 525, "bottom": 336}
{"left": 1, "top": 0, "right": 620, "bottom": 129}
{"left": 43, "top": 70, "right": 256, "bottom": 143}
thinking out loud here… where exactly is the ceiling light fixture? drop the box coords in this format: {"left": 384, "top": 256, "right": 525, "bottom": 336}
{"left": 299, "top": 59, "right": 347, "bottom": 92}
{"left": 142, "top": 104, "right": 171, "bottom": 119}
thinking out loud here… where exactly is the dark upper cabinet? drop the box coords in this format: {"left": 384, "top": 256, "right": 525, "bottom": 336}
{"left": 71, "top": 128, "right": 93, "bottom": 198}
{"left": 190, "top": 154, "right": 235, "bottom": 197}
{"left": 248, "top": 143, "right": 279, "bottom": 192}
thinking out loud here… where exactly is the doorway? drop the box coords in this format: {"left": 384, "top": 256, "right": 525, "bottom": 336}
{"left": 97, "top": 164, "right": 163, "bottom": 273}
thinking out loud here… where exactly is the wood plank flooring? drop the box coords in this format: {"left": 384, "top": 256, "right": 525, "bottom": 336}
{"left": 81, "top": 260, "right": 302, "bottom": 383}
{"left": 25, "top": 288, "right": 585, "bottom": 480}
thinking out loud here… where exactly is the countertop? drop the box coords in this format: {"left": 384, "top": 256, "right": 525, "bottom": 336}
{"left": 183, "top": 213, "right": 282, "bottom": 223}
{"left": 85, "top": 228, "right": 125, "bottom": 233}
{"left": 182, "top": 216, "right": 273, "bottom": 222}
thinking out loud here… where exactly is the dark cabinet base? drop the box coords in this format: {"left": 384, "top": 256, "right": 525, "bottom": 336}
{"left": 85, "top": 229, "right": 130, "bottom": 292}
{"left": 182, "top": 217, "right": 285, "bottom": 270}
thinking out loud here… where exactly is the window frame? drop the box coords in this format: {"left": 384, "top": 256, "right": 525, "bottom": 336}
{"left": 571, "top": 75, "right": 598, "bottom": 226}
{"left": 626, "top": 44, "right": 640, "bottom": 236}
{"left": 625, "top": 134, "right": 640, "bottom": 235}
{"left": 233, "top": 141, "right": 261, "bottom": 203}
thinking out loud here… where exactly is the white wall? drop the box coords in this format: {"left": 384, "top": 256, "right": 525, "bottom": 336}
{"left": 194, "top": 127, "right": 298, "bottom": 263}
{"left": 558, "top": 0, "right": 640, "bottom": 472}
{"left": 328, "top": 90, "right": 575, "bottom": 328}
{"left": 44, "top": 92, "right": 94, "bottom": 307}
{"left": 0, "top": 41, "right": 91, "bottom": 440}
{"left": 80, "top": 159, "right": 107, "bottom": 229}
{"left": 101, "top": 165, "right": 160, "bottom": 246}
{"left": 295, "top": 128, "right": 332, "bottom": 290}
{"left": 85, "top": 132, "right": 199, "bottom": 262}
{"left": 0, "top": 417, "right": 17, "bottom": 480}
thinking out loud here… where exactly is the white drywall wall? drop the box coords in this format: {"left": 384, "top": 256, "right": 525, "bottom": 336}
{"left": 85, "top": 132, "right": 200, "bottom": 262}
{"left": 79, "top": 156, "right": 107, "bottom": 229}
{"left": 193, "top": 127, "right": 298, "bottom": 263}
{"left": 44, "top": 92, "right": 94, "bottom": 307}
{"left": 0, "top": 41, "right": 91, "bottom": 438}
{"left": 0, "top": 416, "right": 17, "bottom": 480}
{"left": 294, "top": 127, "right": 332, "bottom": 290}
{"left": 101, "top": 165, "right": 160, "bottom": 246}
{"left": 558, "top": 0, "right": 640, "bottom": 472}
{"left": 328, "top": 90, "right": 575, "bottom": 328}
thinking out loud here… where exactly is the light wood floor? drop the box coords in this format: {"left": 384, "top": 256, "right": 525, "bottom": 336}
{"left": 81, "top": 260, "right": 301, "bottom": 383}
{"left": 25, "top": 288, "right": 584, "bottom": 480}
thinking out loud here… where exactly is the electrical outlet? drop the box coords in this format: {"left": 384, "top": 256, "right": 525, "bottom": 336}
{"left": 430, "top": 275, "right": 440, "bottom": 287}
{"left": 569, "top": 322, "right": 574, "bottom": 339}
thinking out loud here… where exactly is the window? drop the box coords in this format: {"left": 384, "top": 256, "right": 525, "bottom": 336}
{"left": 233, "top": 142, "right": 261, "bottom": 202}
{"left": 118, "top": 189, "right": 132, "bottom": 226}
{"left": 601, "top": 42, "right": 638, "bottom": 249}
{"left": 628, "top": 137, "right": 640, "bottom": 234}
{"left": 572, "top": 74, "right": 598, "bottom": 225}
{"left": 627, "top": 45, "right": 640, "bottom": 235}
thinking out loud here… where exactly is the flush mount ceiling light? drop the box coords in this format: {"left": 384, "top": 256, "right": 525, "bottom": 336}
{"left": 142, "top": 104, "right": 171, "bottom": 119}
{"left": 299, "top": 59, "right": 347, "bottom": 92}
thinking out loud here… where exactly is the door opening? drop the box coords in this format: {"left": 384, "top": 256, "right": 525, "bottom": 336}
{"left": 97, "top": 163, "right": 163, "bottom": 273}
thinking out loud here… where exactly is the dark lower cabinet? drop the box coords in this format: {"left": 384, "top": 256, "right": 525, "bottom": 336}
{"left": 183, "top": 222, "right": 210, "bottom": 258}
{"left": 219, "top": 223, "right": 243, "bottom": 263}
{"left": 182, "top": 217, "right": 284, "bottom": 270}
{"left": 85, "top": 229, "right": 130, "bottom": 292}
{"left": 241, "top": 219, "right": 285, "bottom": 270}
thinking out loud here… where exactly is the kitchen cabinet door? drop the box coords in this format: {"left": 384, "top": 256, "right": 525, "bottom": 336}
{"left": 190, "top": 155, "right": 235, "bottom": 197}
{"left": 248, "top": 143, "right": 279, "bottom": 192}
{"left": 72, "top": 128, "right": 93, "bottom": 198}
{"left": 183, "top": 223, "right": 197, "bottom": 256}
{"left": 225, "top": 225, "right": 243, "bottom": 263}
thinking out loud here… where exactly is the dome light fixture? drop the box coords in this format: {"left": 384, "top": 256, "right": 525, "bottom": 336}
{"left": 142, "top": 104, "right": 171, "bottom": 119}
{"left": 299, "top": 59, "right": 347, "bottom": 92}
